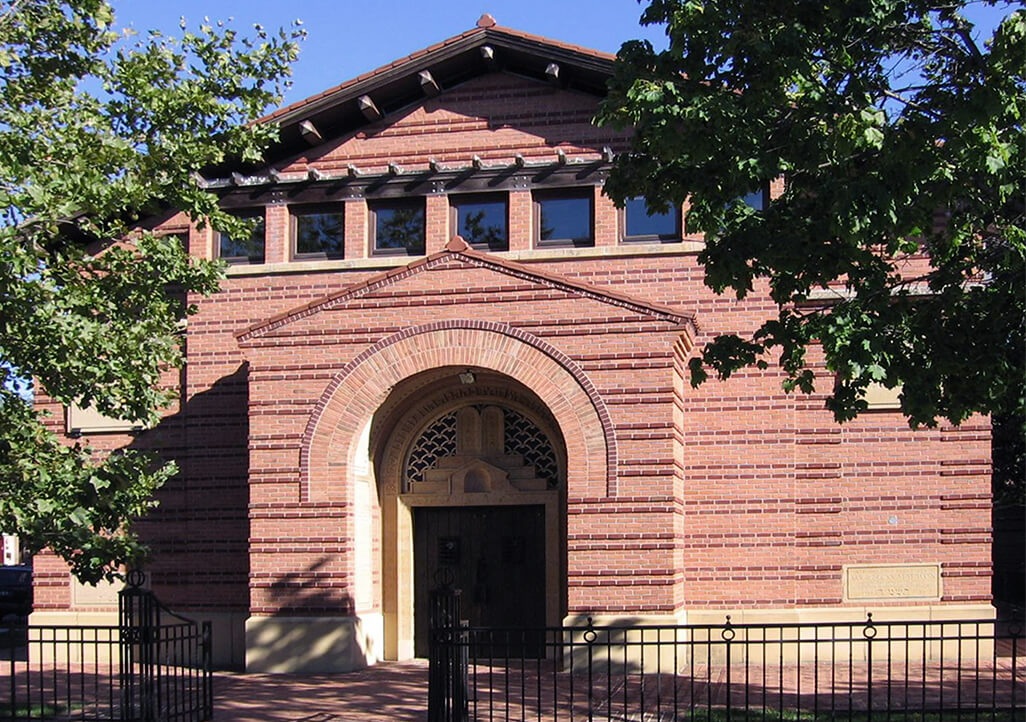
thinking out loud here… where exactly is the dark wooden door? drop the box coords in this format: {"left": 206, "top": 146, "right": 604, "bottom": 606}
{"left": 413, "top": 505, "right": 546, "bottom": 657}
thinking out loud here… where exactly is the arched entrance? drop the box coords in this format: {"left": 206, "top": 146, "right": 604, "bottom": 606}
{"left": 299, "top": 321, "right": 615, "bottom": 660}
{"left": 371, "top": 368, "right": 566, "bottom": 658}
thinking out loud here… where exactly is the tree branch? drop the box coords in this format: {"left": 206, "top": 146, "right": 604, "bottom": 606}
{"left": 882, "top": 89, "right": 945, "bottom": 119}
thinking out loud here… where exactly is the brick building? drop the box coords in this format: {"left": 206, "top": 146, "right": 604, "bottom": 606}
{"left": 32, "top": 16, "right": 993, "bottom": 672}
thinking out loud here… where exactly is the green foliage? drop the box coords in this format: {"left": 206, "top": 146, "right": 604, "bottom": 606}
{"left": 598, "top": 0, "right": 1025, "bottom": 427}
{"left": 992, "top": 408, "right": 1025, "bottom": 505}
{"left": 0, "top": 0, "right": 302, "bottom": 583}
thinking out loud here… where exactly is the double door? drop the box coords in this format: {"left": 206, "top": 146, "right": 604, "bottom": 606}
{"left": 413, "top": 505, "right": 546, "bottom": 658}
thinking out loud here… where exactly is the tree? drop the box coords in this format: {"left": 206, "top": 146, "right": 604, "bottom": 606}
{"left": 0, "top": 0, "right": 302, "bottom": 583}
{"left": 597, "top": 0, "right": 1024, "bottom": 428}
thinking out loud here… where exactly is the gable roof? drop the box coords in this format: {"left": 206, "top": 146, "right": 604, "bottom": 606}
{"left": 236, "top": 236, "right": 696, "bottom": 344}
{"left": 232, "top": 15, "right": 616, "bottom": 172}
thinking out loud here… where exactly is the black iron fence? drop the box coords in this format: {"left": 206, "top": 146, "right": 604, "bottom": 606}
{"left": 1, "top": 571, "right": 212, "bottom": 721}
{"left": 430, "top": 607, "right": 1023, "bottom": 721}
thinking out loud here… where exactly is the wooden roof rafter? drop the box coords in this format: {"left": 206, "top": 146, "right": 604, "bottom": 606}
{"left": 210, "top": 152, "right": 615, "bottom": 208}
{"left": 199, "top": 147, "right": 614, "bottom": 196}
{"left": 204, "top": 17, "right": 616, "bottom": 175}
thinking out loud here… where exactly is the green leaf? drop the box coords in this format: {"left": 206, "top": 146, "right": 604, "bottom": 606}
{"left": 0, "top": 0, "right": 302, "bottom": 583}
{"left": 598, "top": 0, "right": 1025, "bottom": 432}
{"left": 985, "top": 154, "right": 1006, "bottom": 173}
{"left": 863, "top": 126, "right": 884, "bottom": 148}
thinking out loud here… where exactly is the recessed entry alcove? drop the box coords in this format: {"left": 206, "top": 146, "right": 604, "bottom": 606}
{"left": 368, "top": 367, "right": 568, "bottom": 660}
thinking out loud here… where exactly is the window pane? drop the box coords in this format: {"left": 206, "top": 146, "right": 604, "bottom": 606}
{"left": 539, "top": 195, "right": 591, "bottom": 243}
{"left": 456, "top": 198, "right": 507, "bottom": 250}
{"left": 625, "top": 197, "right": 677, "bottom": 238}
{"left": 741, "top": 190, "right": 765, "bottom": 210}
{"left": 375, "top": 204, "right": 424, "bottom": 254}
{"left": 295, "top": 209, "right": 344, "bottom": 256}
{"left": 220, "top": 216, "right": 265, "bottom": 263}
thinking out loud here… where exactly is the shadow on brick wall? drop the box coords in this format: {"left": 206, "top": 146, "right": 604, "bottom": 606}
{"left": 126, "top": 363, "right": 252, "bottom": 639}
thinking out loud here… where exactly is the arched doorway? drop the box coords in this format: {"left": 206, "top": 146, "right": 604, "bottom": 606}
{"left": 299, "top": 321, "right": 615, "bottom": 660}
{"left": 371, "top": 368, "right": 566, "bottom": 658}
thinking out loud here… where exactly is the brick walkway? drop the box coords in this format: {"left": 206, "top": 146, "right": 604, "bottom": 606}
{"left": 209, "top": 656, "right": 1025, "bottom": 721}
{"left": 2, "top": 656, "right": 1020, "bottom": 720}
{"left": 212, "top": 661, "right": 430, "bottom": 721}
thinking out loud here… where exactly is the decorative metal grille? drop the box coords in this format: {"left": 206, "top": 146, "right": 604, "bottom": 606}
{"left": 406, "top": 411, "right": 457, "bottom": 487}
{"left": 406, "top": 405, "right": 560, "bottom": 490}
{"left": 503, "top": 408, "right": 559, "bottom": 488}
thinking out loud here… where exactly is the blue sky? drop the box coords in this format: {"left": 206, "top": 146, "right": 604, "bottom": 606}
{"left": 109, "top": 1, "right": 1018, "bottom": 110}
{"left": 109, "top": 1, "right": 670, "bottom": 108}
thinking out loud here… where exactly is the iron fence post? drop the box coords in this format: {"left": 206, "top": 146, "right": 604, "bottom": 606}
{"left": 723, "top": 616, "right": 735, "bottom": 722}
{"left": 584, "top": 617, "right": 595, "bottom": 722}
{"left": 864, "top": 613, "right": 877, "bottom": 722}
{"left": 119, "top": 569, "right": 159, "bottom": 722}
{"left": 428, "top": 578, "right": 467, "bottom": 722}
{"left": 202, "top": 620, "right": 213, "bottom": 720}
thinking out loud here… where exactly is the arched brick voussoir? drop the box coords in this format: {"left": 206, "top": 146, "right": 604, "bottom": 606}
{"left": 300, "top": 320, "right": 618, "bottom": 503}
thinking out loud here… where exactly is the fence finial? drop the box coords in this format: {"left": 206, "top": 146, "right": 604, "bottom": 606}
{"left": 583, "top": 616, "right": 597, "bottom": 644}
{"left": 722, "top": 615, "right": 736, "bottom": 641}
{"left": 863, "top": 612, "right": 878, "bottom": 639}
{"left": 126, "top": 568, "right": 146, "bottom": 588}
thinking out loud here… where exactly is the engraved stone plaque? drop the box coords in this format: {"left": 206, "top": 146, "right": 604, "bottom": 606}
{"left": 844, "top": 563, "right": 941, "bottom": 601}
{"left": 72, "top": 577, "right": 124, "bottom": 608}
{"left": 66, "top": 403, "right": 143, "bottom": 434}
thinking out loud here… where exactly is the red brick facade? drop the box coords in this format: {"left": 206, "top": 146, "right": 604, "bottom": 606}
{"left": 32, "top": 22, "right": 992, "bottom": 671}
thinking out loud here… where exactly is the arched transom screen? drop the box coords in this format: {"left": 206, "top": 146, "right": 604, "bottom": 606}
{"left": 404, "top": 404, "right": 560, "bottom": 493}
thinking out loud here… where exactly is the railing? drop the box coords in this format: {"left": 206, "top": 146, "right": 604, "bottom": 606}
{"left": 430, "top": 613, "right": 1024, "bottom": 721}
{"left": 1, "top": 572, "right": 212, "bottom": 721}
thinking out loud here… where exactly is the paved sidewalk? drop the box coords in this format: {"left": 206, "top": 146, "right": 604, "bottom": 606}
{"left": 209, "top": 654, "right": 1024, "bottom": 721}
{"left": 211, "top": 660, "right": 430, "bottom": 721}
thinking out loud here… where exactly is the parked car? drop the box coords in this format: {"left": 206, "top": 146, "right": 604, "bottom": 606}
{"left": 0, "top": 565, "right": 32, "bottom": 618}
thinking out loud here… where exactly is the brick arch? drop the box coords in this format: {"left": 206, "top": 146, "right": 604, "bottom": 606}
{"left": 300, "top": 320, "right": 618, "bottom": 500}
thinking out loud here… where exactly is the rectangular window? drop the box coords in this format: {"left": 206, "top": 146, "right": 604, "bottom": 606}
{"left": 218, "top": 210, "right": 265, "bottom": 264}
{"left": 534, "top": 189, "right": 593, "bottom": 247}
{"left": 370, "top": 199, "right": 425, "bottom": 256}
{"left": 623, "top": 197, "right": 680, "bottom": 242}
{"left": 451, "top": 193, "right": 508, "bottom": 251}
{"left": 741, "top": 187, "right": 768, "bottom": 210}
{"left": 292, "top": 204, "right": 344, "bottom": 259}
